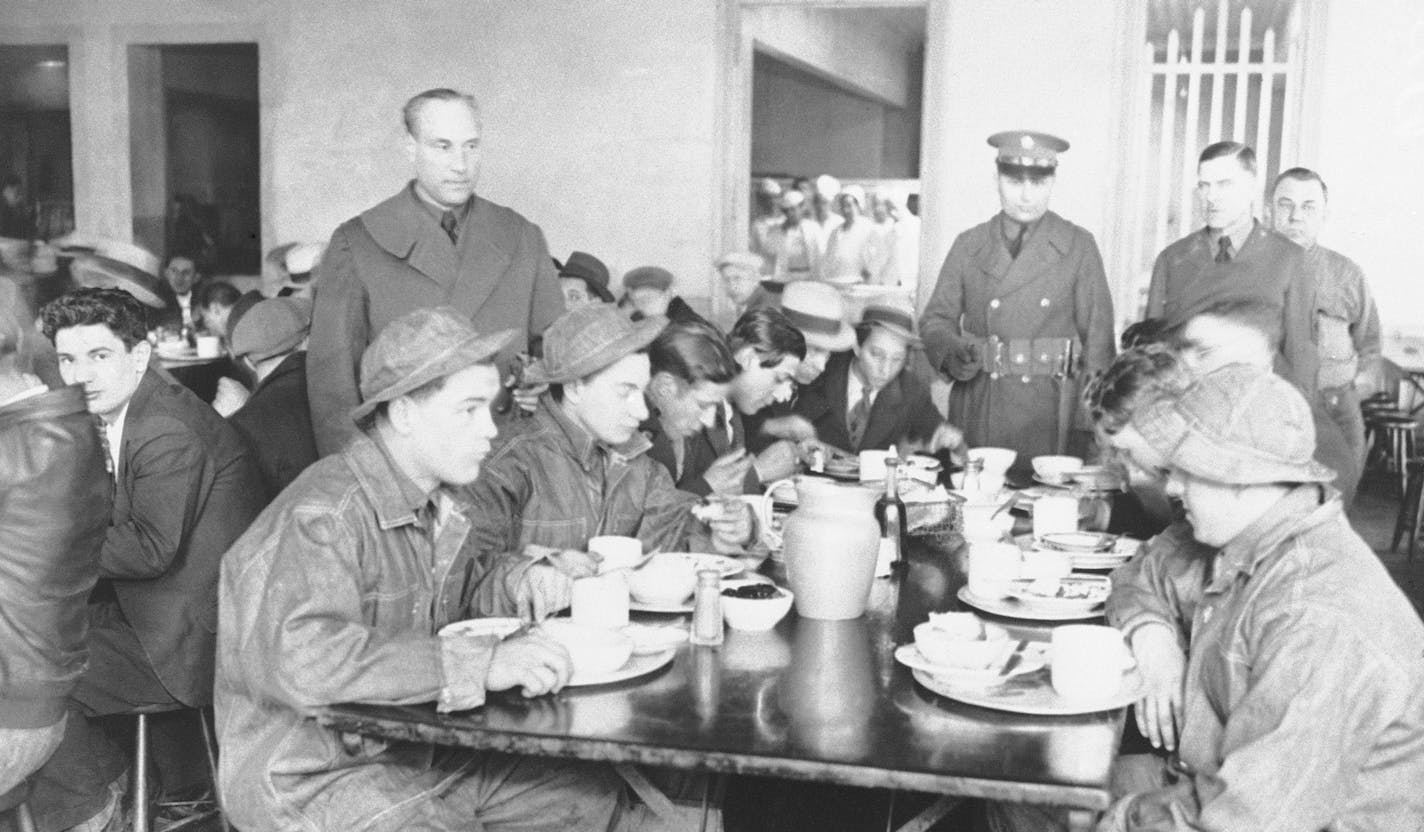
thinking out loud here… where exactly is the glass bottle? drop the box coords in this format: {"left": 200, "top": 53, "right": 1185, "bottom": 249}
{"left": 689, "top": 568, "right": 724, "bottom": 646}
{"left": 874, "top": 455, "right": 907, "bottom": 569}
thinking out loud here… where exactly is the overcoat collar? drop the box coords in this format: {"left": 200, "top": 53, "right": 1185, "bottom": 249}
{"left": 359, "top": 183, "right": 512, "bottom": 312}
{"left": 971, "top": 210, "right": 1076, "bottom": 293}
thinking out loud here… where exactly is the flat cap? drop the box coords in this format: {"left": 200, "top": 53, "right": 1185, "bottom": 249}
{"left": 623, "top": 266, "right": 674, "bottom": 293}
{"left": 229, "top": 297, "right": 313, "bottom": 362}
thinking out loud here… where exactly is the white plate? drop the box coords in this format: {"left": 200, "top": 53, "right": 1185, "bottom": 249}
{"left": 567, "top": 648, "right": 676, "bottom": 686}
{"left": 894, "top": 643, "right": 1047, "bottom": 685}
{"left": 1004, "top": 576, "right": 1111, "bottom": 614}
{"left": 438, "top": 617, "right": 523, "bottom": 638}
{"left": 957, "top": 586, "right": 1105, "bottom": 622}
{"left": 1037, "top": 531, "right": 1118, "bottom": 553}
{"left": 1070, "top": 553, "right": 1134, "bottom": 570}
{"left": 910, "top": 666, "right": 1143, "bottom": 716}
{"left": 652, "top": 553, "right": 744, "bottom": 578}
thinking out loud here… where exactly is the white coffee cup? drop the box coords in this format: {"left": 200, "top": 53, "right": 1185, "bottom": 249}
{"left": 570, "top": 574, "right": 630, "bottom": 629}
{"left": 1032, "top": 494, "right": 1078, "bottom": 540}
{"left": 858, "top": 450, "right": 891, "bottom": 482}
{"left": 587, "top": 535, "right": 642, "bottom": 573}
{"left": 1051, "top": 624, "right": 1132, "bottom": 701}
{"left": 194, "top": 334, "right": 221, "bottom": 358}
{"left": 967, "top": 542, "right": 1021, "bottom": 598}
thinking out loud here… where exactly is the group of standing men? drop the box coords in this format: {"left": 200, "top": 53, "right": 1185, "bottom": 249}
{"left": 919, "top": 131, "right": 1378, "bottom": 499}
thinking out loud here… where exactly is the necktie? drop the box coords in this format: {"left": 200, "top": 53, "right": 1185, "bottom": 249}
{"left": 1215, "top": 236, "right": 1233, "bottom": 264}
{"left": 1008, "top": 223, "right": 1026, "bottom": 259}
{"left": 848, "top": 387, "right": 873, "bottom": 447}
{"left": 440, "top": 211, "right": 459, "bottom": 245}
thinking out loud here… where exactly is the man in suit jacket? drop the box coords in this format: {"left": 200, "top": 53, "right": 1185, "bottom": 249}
{"left": 797, "top": 298, "right": 961, "bottom": 456}
{"left": 30, "top": 288, "right": 265, "bottom": 831}
{"left": 228, "top": 296, "right": 318, "bottom": 498}
{"left": 308, "top": 87, "right": 565, "bottom": 456}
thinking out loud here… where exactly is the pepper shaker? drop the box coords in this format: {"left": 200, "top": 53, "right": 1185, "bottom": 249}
{"left": 689, "top": 568, "right": 724, "bottom": 646}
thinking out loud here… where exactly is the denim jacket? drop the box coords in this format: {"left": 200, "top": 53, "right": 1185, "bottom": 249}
{"left": 1106, "top": 519, "right": 1213, "bottom": 651}
{"left": 214, "top": 433, "right": 536, "bottom": 831}
{"left": 1106, "top": 486, "right": 1424, "bottom": 831}
{"left": 463, "top": 399, "right": 700, "bottom": 569}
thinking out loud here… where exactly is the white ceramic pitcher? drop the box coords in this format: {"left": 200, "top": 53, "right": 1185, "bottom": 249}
{"left": 772, "top": 477, "right": 881, "bottom": 620}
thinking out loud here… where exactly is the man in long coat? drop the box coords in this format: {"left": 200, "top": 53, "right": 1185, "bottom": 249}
{"left": 308, "top": 87, "right": 565, "bottom": 455}
{"left": 920, "top": 131, "right": 1115, "bottom": 479}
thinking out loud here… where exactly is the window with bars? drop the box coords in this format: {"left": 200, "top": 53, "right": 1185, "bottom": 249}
{"left": 1121, "top": 0, "right": 1308, "bottom": 317}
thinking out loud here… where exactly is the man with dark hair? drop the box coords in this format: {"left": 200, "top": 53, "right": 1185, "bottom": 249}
{"left": 921, "top": 130, "right": 1116, "bottom": 480}
{"left": 0, "top": 304, "right": 109, "bottom": 798}
{"left": 1145, "top": 141, "right": 1317, "bottom": 397}
{"left": 1271, "top": 166, "right": 1379, "bottom": 487}
{"left": 218, "top": 306, "right": 635, "bottom": 831}
{"left": 29, "top": 288, "right": 265, "bottom": 830}
{"left": 794, "top": 297, "right": 961, "bottom": 455}
{"left": 724, "top": 307, "right": 812, "bottom": 485}
{"left": 466, "top": 304, "right": 753, "bottom": 567}
{"left": 194, "top": 279, "right": 241, "bottom": 338}
{"left": 642, "top": 319, "right": 744, "bottom": 495}
{"left": 227, "top": 297, "right": 318, "bottom": 497}
{"left": 152, "top": 253, "right": 205, "bottom": 333}
{"left": 309, "top": 87, "right": 564, "bottom": 456}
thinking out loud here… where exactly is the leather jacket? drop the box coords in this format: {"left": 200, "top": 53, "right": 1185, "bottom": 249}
{"left": 0, "top": 385, "right": 110, "bottom": 728}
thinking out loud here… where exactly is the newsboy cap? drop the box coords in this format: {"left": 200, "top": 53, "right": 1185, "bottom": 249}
{"left": 229, "top": 297, "right": 313, "bottom": 362}
{"left": 1130, "top": 363, "right": 1335, "bottom": 485}
{"left": 521, "top": 304, "right": 665, "bottom": 386}
{"left": 351, "top": 307, "right": 516, "bottom": 423}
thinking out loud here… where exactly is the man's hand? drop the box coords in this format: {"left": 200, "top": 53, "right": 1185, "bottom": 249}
{"left": 485, "top": 632, "right": 573, "bottom": 698}
{"left": 211, "top": 377, "right": 250, "bottom": 418}
{"left": 760, "top": 415, "right": 818, "bottom": 443}
{"left": 702, "top": 449, "right": 753, "bottom": 495}
{"left": 513, "top": 383, "right": 547, "bottom": 414}
{"left": 512, "top": 555, "right": 592, "bottom": 622}
{"left": 944, "top": 338, "right": 983, "bottom": 382}
{"left": 753, "top": 440, "right": 800, "bottom": 483}
{"left": 1130, "top": 623, "right": 1186, "bottom": 751}
{"left": 706, "top": 498, "right": 754, "bottom": 551}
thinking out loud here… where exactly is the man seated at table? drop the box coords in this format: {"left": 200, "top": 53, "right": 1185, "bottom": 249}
{"left": 465, "top": 304, "right": 754, "bottom": 570}
{"left": 194, "top": 279, "right": 241, "bottom": 339}
{"left": 0, "top": 311, "right": 109, "bottom": 800}
{"left": 718, "top": 307, "right": 814, "bottom": 489}
{"left": 216, "top": 307, "right": 640, "bottom": 831}
{"left": 1059, "top": 364, "right": 1423, "bottom": 831}
{"left": 794, "top": 296, "right": 962, "bottom": 456}
{"left": 642, "top": 319, "right": 745, "bottom": 495}
{"left": 30, "top": 288, "right": 265, "bottom": 831}
{"left": 226, "top": 296, "right": 319, "bottom": 497}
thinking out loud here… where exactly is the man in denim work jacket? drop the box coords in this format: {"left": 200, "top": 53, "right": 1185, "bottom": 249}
{"left": 216, "top": 307, "right": 642, "bottom": 831}
{"left": 464, "top": 304, "right": 755, "bottom": 588}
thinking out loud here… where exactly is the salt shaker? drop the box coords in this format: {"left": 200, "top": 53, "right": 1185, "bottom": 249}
{"left": 689, "top": 568, "right": 724, "bottom": 646}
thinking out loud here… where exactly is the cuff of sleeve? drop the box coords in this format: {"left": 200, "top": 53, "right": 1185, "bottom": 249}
{"left": 1120, "top": 616, "right": 1177, "bottom": 646}
{"left": 436, "top": 633, "right": 496, "bottom": 713}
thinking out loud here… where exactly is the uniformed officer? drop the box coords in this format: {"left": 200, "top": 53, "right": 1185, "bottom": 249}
{"left": 919, "top": 130, "right": 1115, "bottom": 479}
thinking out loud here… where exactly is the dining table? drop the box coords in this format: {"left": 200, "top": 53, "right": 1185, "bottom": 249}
{"left": 313, "top": 528, "right": 1129, "bottom": 832}
{"left": 1382, "top": 334, "right": 1424, "bottom": 414}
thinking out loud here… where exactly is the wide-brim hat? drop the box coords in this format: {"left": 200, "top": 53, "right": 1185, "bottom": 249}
{"left": 282, "top": 242, "right": 325, "bottom": 284}
{"left": 558, "top": 251, "right": 615, "bottom": 303}
{"left": 67, "top": 238, "right": 165, "bottom": 308}
{"left": 351, "top": 307, "right": 517, "bottom": 423}
{"left": 779, "top": 281, "right": 853, "bottom": 352}
{"left": 522, "top": 304, "right": 666, "bottom": 386}
{"left": 856, "top": 296, "right": 922, "bottom": 348}
{"left": 1131, "top": 363, "right": 1335, "bottom": 485}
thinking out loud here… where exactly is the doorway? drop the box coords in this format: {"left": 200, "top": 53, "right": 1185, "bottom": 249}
{"left": 129, "top": 42, "right": 259, "bottom": 276}
{"left": 0, "top": 43, "right": 74, "bottom": 242}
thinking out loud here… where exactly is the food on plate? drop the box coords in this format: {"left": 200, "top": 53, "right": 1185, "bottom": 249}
{"left": 1008, "top": 576, "right": 1110, "bottom": 603}
{"left": 913, "top": 614, "right": 1009, "bottom": 669}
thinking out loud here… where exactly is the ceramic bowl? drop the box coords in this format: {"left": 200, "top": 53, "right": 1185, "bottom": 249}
{"left": 537, "top": 620, "right": 634, "bottom": 677}
{"left": 967, "top": 447, "right": 1017, "bottom": 477}
{"left": 720, "top": 579, "right": 794, "bottom": 631}
{"left": 912, "top": 621, "right": 1010, "bottom": 670}
{"left": 627, "top": 556, "right": 698, "bottom": 606}
{"left": 1031, "top": 455, "right": 1083, "bottom": 484}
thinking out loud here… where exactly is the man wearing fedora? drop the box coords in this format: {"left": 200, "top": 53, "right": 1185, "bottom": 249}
{"left": 31, "top": 288, "right": 265, "bottom": 831}
{"left": 465, "top": 304, "right": 754, "bottom": 572}
{"left": 794, "top": 297, "right": 961, "bottom": 455}
{"left": 218, "top": 306, "right": 638, "bottom": 831}
{"left": 920, "top": 130, "right": 1115, "bottom": 480}
{"left": 557, "top": 250, "right": 615, "bottom": 309}
{"left": 308, "top": 87, "right": 565, "bottom": 457}
{"left": 227, "top": 296, "right": 319, "bottom": 497}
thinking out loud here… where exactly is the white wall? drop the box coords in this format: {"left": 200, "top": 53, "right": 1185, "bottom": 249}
{"left": 746, "top": 6, "right": 914, "bottom": 108}
{"left": 1310, "top": 0, "right": 1424, "bottom": 335}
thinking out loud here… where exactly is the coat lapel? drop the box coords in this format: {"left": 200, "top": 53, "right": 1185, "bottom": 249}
{"left": 974, "top": 211, "right": 1073, "bottom": 296}
{"left": 360, "top": 187, "right": 459, "bottom": 289}
{"left": 444, "top": 198, "right": 513, "bottom": 315}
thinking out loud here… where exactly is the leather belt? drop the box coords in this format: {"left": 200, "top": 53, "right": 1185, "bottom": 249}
{"left": 978, "top": 335, "right": 1079, "bottom": 380}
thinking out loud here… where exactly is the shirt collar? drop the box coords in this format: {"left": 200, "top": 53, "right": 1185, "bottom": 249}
{"left": 348, "top": 431, "right": 456, "bottom": 529}
{"left": 1207, "top": 215, "right": 1256, "bottom": 255}
{"left": 408, "top": 181, "right": 473, "bottom": 229}
{"left": 544, "top": 398, "right": 653, "bottom": 472}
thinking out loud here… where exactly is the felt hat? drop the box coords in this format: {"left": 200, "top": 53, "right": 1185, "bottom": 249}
{"left": 856, "top": 295, "right": 922, "bottom": 348}
{"left": 780, "top": 281, "right": 854, "bottom": 352}
{"left": 283, "top": 242, "right": 325, "bottom": 284}
{"left": 558, "top": 251, "right": 615, "bottom": 303}
{"left": 65, "top": 237, "right": 165, "bottom": 308}
{"left": 1131, "top": 363, "right": 1335, "bottom": 485}
{"left": 351, "top": 306, "right": 517, "bottom": 423}
{"left": 521, "top": 304, "right": 665, "bottom": 386}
